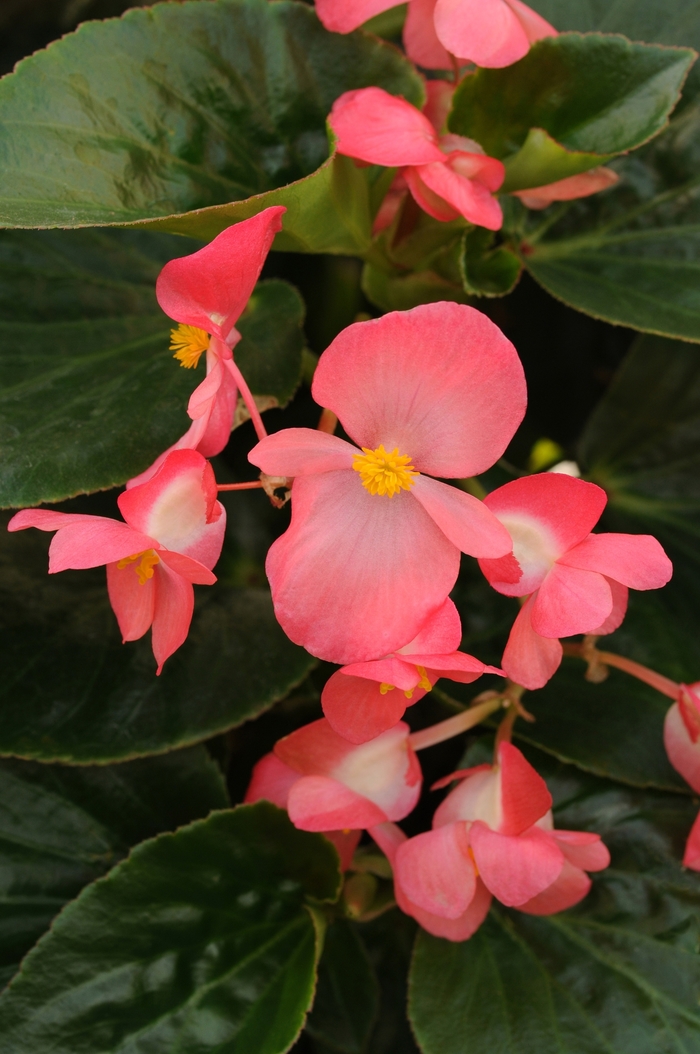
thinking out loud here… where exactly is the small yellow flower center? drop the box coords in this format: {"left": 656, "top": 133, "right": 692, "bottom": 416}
{"left": 117, "top": 549, "right": 161, "bottom": 585}
{"left": 416, "top": 665, "right": 432, "bottom": 692}
{"left": 170, "top": 324, "right": 210, "bottom": 369}
{"left": 352, "top": 444, "right": 418, "bottom": 498}
{"left": 379, "top": 670, "right": 432, "bottom": 700}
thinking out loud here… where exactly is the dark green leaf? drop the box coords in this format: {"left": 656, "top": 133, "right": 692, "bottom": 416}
{"left": 361, "top": 263, "right": 471, "bottom": 312}
{"left": 0, "top": 803, "right": 341, "bottom": 1054}
{"left": 0, "top": 514, "right": 315, "bottom": 763}
{"left": 0, "top": 745, "right": 227, "bottom": 988}
{"left": 361, "top": 911, "right": 420, "bottom": 1054}
{"left": 305, "top": 919, "right": 379, "bottom": 1054}
{"left": 0, "top": 228, "right": 305, "bottom": 508}
{"left": 460, "top": 228, "right": 522, "bottom": 296}
{"left": 0, "top": 0, "right": 423, "bottom": 253}
{"left": 409, "top": 754, "right": 700, "bottom": 1053}
{"left": 450, "top": 34, "right": 694, "bottom": 190}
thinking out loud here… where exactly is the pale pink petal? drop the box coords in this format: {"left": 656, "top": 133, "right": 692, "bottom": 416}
{"left": 312, "top": 303, "right": 526, "bottom": 479}
{"left": 432, "top": 763, "right": 492, "bottom": 791}
{"left": 554, "top": 830, "right": 610, "bottom": 872}
{"left": 329, "top": 88, "right": 445, "bottom": 167}
{"left": 332, "top": 722, "right": 421, "bottom": 820}
{"left": 531, "top": 563, "right": 612, "bottom": 638}
{"left": 517, "top": 860, "right": 591, "bottom": 916}
{"left": 684, "top": 810, "right": 700, "bottom": 870}
{"left": 422, "top": 79, "right": 455, "bottom": 133}
{"left": 515, "top": 167, "right": 619, "bottom": 209}
{"left": 498, "top": 742, "right": 552, "bottom": 835}
{"left": 324, "top": 830, "right": 362, "bottom": 871}
{"left": 447, "top": 150, "right": 505, "bottom": 192}
{"left": 248, "top": 428, "right": 357, "bottom": 477}
{"left": 106, "top": 561, "right": 155, "bottom": 642}
{"left": 507, "top": 0, "right": 557, "bottom": 41}
{"left": 434, "top": 0, "right": 530, "bottom": 67}
{"left": 400, "top": 597, "right": 462, "bottom": 655}
{"left": 315, "top": 0, "right": 400, "bottom": 33}
{"left": 340, "top": 657, "right": 420, "bottom": 691}
{"left": 433, "top": 765, "right": 501, "bottom": 828}
{"left": 264, "top": 471, "right": 460, "bottom": 663}
{"left": 664, "top": 702, "right": 700, "bottom": 794}
{"left": 470, "top": 822, "right": 564, "bottom": 906}
{"left": 244, "top": 752, "right": 300, "bottom": 809}
{"left": 403, "top": 165, "right": 461, "bottom": 221}
{"left": 150, "top": 561, "right": 195, "bottom": 674}
{"left": 119, "top": 449, "right": 226, "bottom": 568}
{"left": 404, "top": 0, "right": 452, "bottom": 69}
{"left": 501, "top": 595, "right": 563, "bottom": 689}
{"left": 411, "top": 477, "right": 514, "bottom": 559}
{"left": 158, "top": 550, "right": 217, "bottom": 585}
{"left": 322, "top": 672, "right": 413, "bottom": 744}
{"left": 155, "top": 207, "right": 285, "bottom": 342}
{"left": 559, "top": 533, "right": 673, "bottom": 591}
{"left": 288, "top": 775, "right": 388, "bottom": 830}
{"left": 590, "top": 578, "right": 628, "bottom": 635}
{"left": 395, "top": 823, "right": 476, "bottom": 918}
{"left": 416, "top": 160, "right": 504, "bottom": 229}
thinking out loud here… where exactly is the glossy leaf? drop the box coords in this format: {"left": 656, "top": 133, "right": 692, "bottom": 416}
{"left": 410, "top": 753, "right": 700, "bottom": 1053}
{"left": 305, "top": 919, "right": 379, "bottom": 1054}
{"left": 460, "top": 228, "right": 522, "bottom": 297}
{"left": 0, "top": 0, "right": 423, "bottom": 253}
{"left": 450, "top": 34, "right": 694, "bottom": 191}
{"left": 0, "top": 746, "right": 227, "bottom": 989}
{"left": 0, "top": 803, "right": 342, "bottom": 1054}
{"left": 0, "top": 516, "right": 315, "bottom": 763}
{"left": 0, "top": 228, "right": 305, "bottom": 508}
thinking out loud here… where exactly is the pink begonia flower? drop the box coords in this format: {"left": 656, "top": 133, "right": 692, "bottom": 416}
{"left": 128, "top": 207, "right": 285, "bottom": 487}
{"left": 8, "top": 450, "right": 225, "bottom": 673}
{"left": 664, "top": 683, "right": 700, "bottom": 870}
{"left": 514, "top": 167, "right": 620, "bottom": 210}
{"left": 315, "top": 0, "right": 556, "bottom": 70}
{"left": 329, "top": 88, "right": 505, "bottom": 230}
{"left": 385, "top": 742, "right": 609, "bottom": 939}
{"left": 478, "top": 474, "right": 673, "bottom": 690}
{"left": 322, "top": 598, "right": 503, "bottom": 744}
{"left": 245, "top": 719, "right": 422, "bottom": 867}
{"left": 249, "top": 302, "right": 526, "bottom": 664}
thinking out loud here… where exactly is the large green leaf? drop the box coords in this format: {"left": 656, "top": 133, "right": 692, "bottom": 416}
{"left": 0, "top": 515, "right": 315, "bottom": 763}
{"left": 0, "top": 228, "right": 305, "bottom": 508}
{"left": 449, "top": 34, "right": 694, "bottom": 191}
{"left": 409, "top": 752, "right": 700, "bottom": 1053}
{"left": 0, "top": 0, "right": 423, "bottom": 253}
{"left": 305, "top": 919, "right": 379, "bottom": 1054}
{"left": 0, "top": 745, "right": 227, "bottom": 988}
{"left": 0, "top": 803, "right": 342, "bottom": 1054}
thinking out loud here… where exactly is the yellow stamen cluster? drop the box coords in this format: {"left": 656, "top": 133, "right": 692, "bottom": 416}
{"left": 415, "top": 665, "right": 432, "bottom": 692}
{"left": 170, "top": 324, "right": 210, "bottom": 369}
{"left": 117, "top": 549, "right": 161, "bottom": 585}
{"left": 352, "top": 444, "right": 419, "bottom": 498}
{"left": 379, "top": 667, "right": 432, "bottom": 700}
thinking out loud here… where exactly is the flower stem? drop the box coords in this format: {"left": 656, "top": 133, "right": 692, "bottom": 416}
{"left": 563, "top": 639, "right": 680, "bottom": 700}
{"left": 317, "top": 408, "right": 338, "bottom": 434}
{"left": 408, "top": 694, "right": 505, "bottom": 751}
{"left": 217, "top": 481, "right": 264, "bottom": 491}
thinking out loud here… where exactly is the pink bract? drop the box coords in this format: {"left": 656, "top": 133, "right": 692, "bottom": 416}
{"left": 664, "top": 684, "right": 700, "bottom": 794}
{"left": 322, "top": 598, "right": 503, "bottom": 743}
{"left": 129, "top": 207, "right": 285, "bottom": 486}
{"left": 479, "top": 474, "right": 673, "bottom": 689}
{"left": 249, "top": 303, "right": 526, "bottom": 664}
{"left": 329, "top": 88, "right": 505, "bottom": 230}
{"left": 8, "top": 450, "right": 226, "bottom": 672}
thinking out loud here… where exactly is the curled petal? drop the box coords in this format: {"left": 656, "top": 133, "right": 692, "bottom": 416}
{"left": 245, "top": 752, "right": 300, "bottom": 809}
{"left": 288, "top": 775, "right": 388, "bottom": 830}
{"left": 315, "top": 0, "right": 400, "bottom": 33}
{"left": 554, "top": 830, "right": 610, "bottom": 872}
{"left": 404, "top": 0, "right": 452, "bottom": 69}
{"left": 559, "top": 532, "right": 673, "bottom": 591}
{"left": 664, "top": 702, "right": 700, "bottom": 794}
{"left": 412, "top": 477, "right": 513, "bottom": 559}
{"left": 158, "top": 551, "right": 217, "bottom": 586}
{"left": 330, "top": 88, "right": 445, "bottom": 167}
{"left": 415, "top": 160, "right": 503, "bottom": 229}
{"left": 470, "top": 822, "right": 564, "bottom": 906}
{"left": 501, "top": 595, "right": 563, "bottom": 689}
{"left": 322, "top": 672, "right": 416, "bottom": 744}
{"left": 531, "top": 563, "right": 612, "bottom": 638}
{"left": 400, "top": 597, "right": 462, "bottom": 655}
{"left": 106, "top": 561, "right": 155, "bottom": 642}
{"left": 249, "top": 428, "right": 357, "bottom": 477}
{"left": 498, "top": 741, "right": 552, "bottom": 836}
{"left": 514, "top": 167, "right": 619, "bottom": 210}
{"left": 395, "top": 823, "right": 476, "bottom": 919}
{"left": 404, "top": 166, "right": 461, "bottom": 221}
{"left": 412, "top": 652, "right": 498, "bottom": 682}
{"left": 341, "top": 657, "right": 420, "bottom": 691}
{"left": 434, "top": 0, "right": 554, "bottom": 67}
{"left": 397, "top": 876, "right": 492, "bottom": 941}
{"left": 517, "top": 859, "right": 591, "bottom": 916}
{"left": 590, "top": 577, "right": 628, "bottom": 636}
{"left": 151, "top": 562, "right": 195, "bottom": 674}
{"left": 9, "top": 512, "right": 156, "bottom": 572}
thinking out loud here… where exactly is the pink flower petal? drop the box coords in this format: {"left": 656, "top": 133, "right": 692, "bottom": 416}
{"left": 498, "top": 741, "right": 552, "bottom": 835}
{"left": 248, "top": 428, "right": 357, "bottom": 477}
{"left": 531, "top": 563, "right": 612, "bottom": 638}
{"left": 664, "top": 702, "right": 700, "bottom": 794}
{"left": 158, "top": 550, "right": 217, "bottom": 586}
{"left": 590, "top": 577, "right": 628, "bottom": 635}
{"left": 322, "top": 672, "right": 413, "bottom": 744}
{"left": 315, "top": 0, "right": 400, "bottom": 33}
{"left": 395, "top": 823, "right": 476, "bottom": 918}
{"left": 506, "top": 0, "right": 557, "bottom": 42}
{"left": 397, "top": 876, "right": 492, "bottom": 941}
{"left": 329, "top": 88, "right": 445, "bottom": 167}
{"left": 275, "top": 717, "right": 357, "bottom": 777}
{"left": 288, "top": 775, "right": 388, "bottom": 830}
{"left": 265, "top": 470, "right": 460, "bottom": 663}
{"left": 447, "top": 150, "right": 505, "bottom": 192}
{"left": 9, "top": 511, "right": 156, "bottom": 572}
{"left": 155, "top": 208, "right": 285, "bottom": 342}
{"left": 193, "top": 354, "right": 240, "bottom": 458}
{"left": 517, "top": 859, "right": 591, "bottom": 915}
{"left": 415, "top": 160, "right": 504, "bottom": 229}
{"left": 410, "top": 651, "right": 496, "bottom": 683}
{"left": 559, "top": 532, "right": 673, "bottom": 591}
{"left": 312, "top": 303, "right": 526, "bottom": 479}
{"left": 340, "top": 657, "right": 420, "bottom": 691}
{"left": 404, "top": 0, "right": 452, "bottom": 69}
{"left": 683, "top": 810, "right": 700, "bottom": 870}
{"left": 404, "top": 165, "right": 461, "bottom": 221}
{"left": 423, "top": 80, "right": 455, "bottom": 134}
{"left": 434, "top": 0, "right": 530, "bottom": 67}
{"left": 106, "top": 561, "right": 156, "bottom": 642}
{"left": 554, "top": 830, "right": 610, "bottom": 872}
{"left": 470, "top": 822, "right": 564, "bottom": 906}
{"left": 399, "top": 597, "right": 462, "bottom": 655}
{"left": 151, "top": 561, "right": 195, "bottom": 674}
{"left": 412, "top": 475, "right": 514, "bottom": 559}
{"left": 514, "top": 167, "right": 619, "bottom": 210}
{"left": 244, "top": 752, "right": 300, "bottom": 809}
{"left": 501, "top": 594, "right": 563, "bottom": 689}
{"left": 324, "top": 830, "right": 362, "bottom": 871}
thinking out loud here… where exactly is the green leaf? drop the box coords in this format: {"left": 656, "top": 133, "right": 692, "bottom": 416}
{"left": 460, "top": 227, "right": 522, "bottom": 296}
{"left": 305, "top": 919, "right": 379, "bottom": 1054}
{"left": 409, "top": 754, "right": 700, "bottom": 1053}
{"left": 361, "top": 911, "right": 420, "bottom": 1054}
{"left": 361, "top": 263, "right": 472, "bottom": 312}
{"left": 0, "top": 0, "right": 423, "bottom": 254}
{"left": 0, "top": 228, "right": 305, "bottom": 508}
{"left": 449, "top": 34, "right": 694, "bottom": 191}
{"left": 0, "top": 803, "right": 342, "bottom": 1054}
{"left": 0, "top": 745, "right": 227, "bottom": 988}
{"left": 0, "top": 514, "right": 315, "bottom": 763}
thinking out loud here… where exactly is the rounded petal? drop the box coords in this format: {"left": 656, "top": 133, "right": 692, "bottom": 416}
{"left": 248, "top": 428, "right": 357, "bottom": 477}
{"left": 434, "top": 0, "right": 530, "bottom": 67}
{"left": 397, "top": 876, "right": 492, "bottom": 941}
{"left": 559, "top": 532, "right": 673, "bottom": 591}
{"left": 395, "top": 823, "right": 476, "bottom": 919}
{"left": 155, "top": 208, "right": 285, "bottom": 341}
{"left": 265, "top": 470, "right": 460, "bottom": 663}
{"left": 411, "top": 475, "right": 513, "bottom": 558}
{"left": 315, "top": 0, "right": 400, "bottom": 33}
{"left": 506, "top": 0, "right": 558, "bottom": 43}
{"left": 151, "top": 562, "right": 195, "bottom": 674}
{"left": 404, "top": 0, "right": 452, "bottom": 69}
{"left": 531, "top": 563, "right": 612, "bottom": 638}
{"left": 312, "top": 303, "right": 526, "bottom": 479}
{"left": 399, "top": 596, "right": 462, "bottom": 655}
{"left": 498, "top": 741, "right": 552, "bottom": 836}
{"left": 447, "top": 150, "right": 505, "bottom": 192}
{"left": 501, "top": 595, "right": 563, "bottom": 689}
{"left": 330, "top": 88, "right": 444, "bottom": 167}
{"left": 106, "top": 561, "right": 155, "bottom": 642}
{"left": 517, "top": 860, "right": 591, "bottom": 916}
{"left": 322, "top": 672, "right": 413, "bottom": 744}
{"left": 683, "top": 809, "right": 700, "bottom": 870}
{"left": 664, "top": 701, "right": 700, "bottom": 794}
{"left": 590, "top": 577, "right": 628, "bottom": 636}
{"left": 275, "top": 717, "right": 358, "bottom": 777}
{"left": 554, "top": 830, "right": 610, "bottom": 872}
{"left": 288, "top": 775, "right": 388, "bottom": 830}
{"left": 404, "top": 165, "right": 461, "bottom": 221}
{"left": 244, "top": 753, "right": 300, "bottom": 809}
{"left": 415, "top": 160, "right": 503, "bottom": 229}
{"left": 470, "top": 822, "right": 564, "bottom": 906}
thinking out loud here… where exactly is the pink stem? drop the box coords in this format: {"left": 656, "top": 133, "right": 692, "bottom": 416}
{"left": 596, "top": 649, "right": 680, "bottom": 700}
{"left": 408, "top": 696, "right": 504, "bottom": 751}
{"left": 317, "top": 408, "right": 338, "bottom": 434}
{"left": 228, "top": 358, "right": 268, "bottom": 442}
{"left": 217, "top": 481, "right": 264, "bottom": 491}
